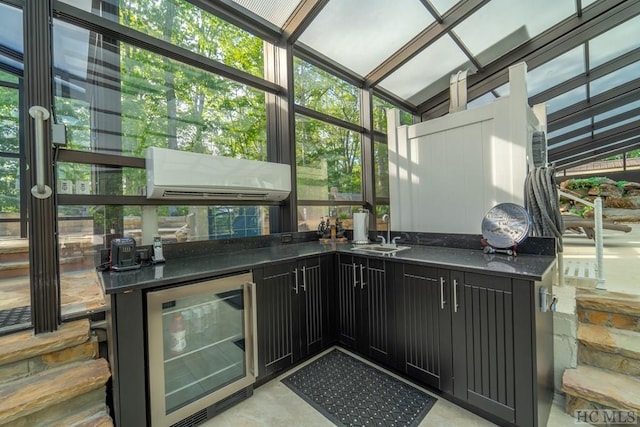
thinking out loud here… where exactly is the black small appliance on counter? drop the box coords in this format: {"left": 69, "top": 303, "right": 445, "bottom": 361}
{"left": 110, "top": 237, "right": 141, "bottom": 271}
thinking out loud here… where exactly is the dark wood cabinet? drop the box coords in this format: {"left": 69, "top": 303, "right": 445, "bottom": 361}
{"left": 395, "top": 265, "right": 552, "bottom": 427}
{"left": 451, "top": 271, "right": 519, "bottom": 424}
{"left": 396, "top": 264, "right": 452, "bottom": 392}
{"left": 254, "top": 256, "right": 331, "bottom": 382}
{"left": 337, "top": 254, "right": 395, "bottom": 365}
{"left": 450, "top": 271, "right": 552, "bottom": 427}
{"left": 106, "top": 243, "right": 554, "bottom": 427}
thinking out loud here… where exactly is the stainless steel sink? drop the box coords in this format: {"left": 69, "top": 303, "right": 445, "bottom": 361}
{"left": 350, "top": 244, "right": 410, "bottom": 255}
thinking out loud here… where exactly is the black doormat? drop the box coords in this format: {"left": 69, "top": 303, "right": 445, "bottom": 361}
{"left": 0, "top": 305, "right": 31, "bottom": 328}
{"left": 282, "top": 349, "right": 436, "bottom": 426}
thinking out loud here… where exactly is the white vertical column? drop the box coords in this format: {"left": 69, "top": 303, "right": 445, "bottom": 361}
{"left": 594, "top": 197, "right": 606, "bottom": 289}
{"left": 508, "top": 62, "right": 529, "bottom": 205}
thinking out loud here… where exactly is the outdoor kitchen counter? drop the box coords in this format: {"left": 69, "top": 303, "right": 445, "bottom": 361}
{"left": 100, "top": 240, "right": 557, "bottom": 294}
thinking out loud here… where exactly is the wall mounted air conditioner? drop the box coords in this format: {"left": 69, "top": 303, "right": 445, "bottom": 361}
{"left": 146, "top": 147, "right": 291, "bottom": 201}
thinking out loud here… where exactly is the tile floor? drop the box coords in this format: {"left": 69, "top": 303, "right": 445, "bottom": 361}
{"left": 206, "top": 347, "right": 578, "bottom": 427}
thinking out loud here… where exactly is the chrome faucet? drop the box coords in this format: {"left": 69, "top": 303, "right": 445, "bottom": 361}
{"left": 377, "top": 214, "right": 391, "bottom": 246}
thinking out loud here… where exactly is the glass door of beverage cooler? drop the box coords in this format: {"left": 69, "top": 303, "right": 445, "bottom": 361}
{"left": 147, "top": 272, "right": 257, "bottom": 427}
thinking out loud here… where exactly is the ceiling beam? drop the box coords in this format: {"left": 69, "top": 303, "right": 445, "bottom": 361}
{"left": 529, "top": 46, "right": 640, "bottom": 106}
{"left": 554, "top": 137, "right": 640, "bottom": 169}
{"left": 365, "top": 0, "right": 489, "bottom": 86}
{"left": 187, "top": 0, "right": 282, "bottom": 43}
{"left": 282, "top": 0, "right": 329, "bottom": 43}
{"left": 417, "top": 0, "right": 638, "bottom": 118}
{"left": 547, "top": 78, "right": 640, "bottom": 132}
{"left": 549, "top": 119, "right": 640, "bottom": 159}
{"left": 548, "top": 105, "right": 640, "bottom": 145}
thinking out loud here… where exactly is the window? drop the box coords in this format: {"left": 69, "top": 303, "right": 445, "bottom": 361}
{"left": 294, "top": 57, "right": 360, "bottom": 125}
{"left": 53, "top": 20, "right": 267, "bottom": 159}
{"left": 59, "top": 0, "right": 265, "bottom": 77}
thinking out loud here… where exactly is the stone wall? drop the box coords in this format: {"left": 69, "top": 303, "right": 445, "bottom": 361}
{"left": 559, "top": 178, "right": 640, "bottom": 222}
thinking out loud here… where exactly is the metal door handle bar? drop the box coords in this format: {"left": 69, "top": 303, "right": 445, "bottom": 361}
{"left": 301, "top": 266, "right": 307, "bottom": 291}
{"left": 248, "top": 281, "right": 259, "bottom": 377}
{"left": 29, "top": 106, "right": 52, "bottom": 199}
{"left": 453, "top": 279, "right": 459, "bottom": 313}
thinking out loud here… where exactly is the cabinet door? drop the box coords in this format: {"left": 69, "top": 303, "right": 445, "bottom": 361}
{"left": 361, "top": 257, "right": 394, "bottom": 365}
{"left": 451, "top": 271, "right": 517, "bottom": 424}
{"left": 337, "top": 254, "right": 358, "bottom": 349}
{"left": 398, "top": 264, "right": 451, "bottom": 390}
{"left": 255, "top": 262, "right": 296, "bottom": 379}
{"left": 297, "top": 256, "right": 327, "bottom": 359}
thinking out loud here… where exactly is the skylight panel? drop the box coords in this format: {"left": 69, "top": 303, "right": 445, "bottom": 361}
{"left": 589, "top": 14, "right": 640, "bottom": 69}
{"left": 590, "top": 61, "right": 640, "bottom": 97}
{"left": 453, "top": 0, "right": 575, "bottom": 66}
{"left": 595, "top": 100, "right": 640, "bottom": 122}
{"left": 527, "top": 46, "right": 585, "bottom": 96}
{"left": 298, "top": 0, "right": 434, "bottom": 76}
{"left": 546, "top": 85, "right": 586, "bottom": 114}
{"left": 429, "top": 0, "right": 459, "bottom": 16}
{"left": 0, "top": 3, "right": 22, "bottom": 53}
{"left": 231, "top": 0, "right": 302, "bottom": 28}
{"left": 547, "top": 119, "right": 591, "bottom": 140}
{"left": 378, "top": 34, "right": 474, "bottom": 105}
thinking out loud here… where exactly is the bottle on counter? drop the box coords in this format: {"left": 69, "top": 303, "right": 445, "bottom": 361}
{"left": 169, "top": 314, "right": 187, "bottom": 354}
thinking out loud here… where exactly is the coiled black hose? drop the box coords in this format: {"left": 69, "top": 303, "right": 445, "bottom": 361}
{"left": 524, "top": 165, "right": 564, "bottom": 252}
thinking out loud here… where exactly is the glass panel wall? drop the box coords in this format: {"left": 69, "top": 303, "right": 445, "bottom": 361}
{"left": 0, "top": 5, "right": 30, "bottom": 333}
{"left": 59, "top": 0, "right": 265, "bottom": 77}
{"left": 50, "top": 1, "right": 273, "bottom": 322}
{"left": 293, "top": 58, "right": 360, "bottom": 125}
{"left": 295, "top": 115, "right": 362, "bottom": 202}
{"left": 53, "top": 20, "right": 267, "bottom": 159}
{"left": 58, "top": 203, "right": 269, "bottom": 317}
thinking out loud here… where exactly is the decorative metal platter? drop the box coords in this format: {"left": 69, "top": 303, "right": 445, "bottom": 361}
{"left": 481, "top": 203, "right": 532, "bottom": 249}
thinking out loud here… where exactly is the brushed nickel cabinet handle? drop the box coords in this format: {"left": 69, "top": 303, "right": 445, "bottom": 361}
{"left": 453, "top": 279, "right": 459, "bottom": 313}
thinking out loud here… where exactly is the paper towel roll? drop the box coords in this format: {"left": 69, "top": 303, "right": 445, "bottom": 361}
{"left": 353, "top": 212, "right": 369, "bottom": 243}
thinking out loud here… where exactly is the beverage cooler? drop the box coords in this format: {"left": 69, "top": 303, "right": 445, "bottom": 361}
{"left": 146, "top": 272, "right": 257, "bottom": 427}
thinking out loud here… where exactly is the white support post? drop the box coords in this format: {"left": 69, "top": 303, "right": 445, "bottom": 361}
{"left": 594, "top": 197, "right": 606, "bottom": 290}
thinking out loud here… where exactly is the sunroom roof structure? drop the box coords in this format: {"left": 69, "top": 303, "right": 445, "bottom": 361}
{"left": 1, "top": 0, "right": 639, "bottom": 171}
{"left": 228, "top": 0, "right": 640, "bottom": 171}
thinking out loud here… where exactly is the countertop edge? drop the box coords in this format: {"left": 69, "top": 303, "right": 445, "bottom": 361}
{"left": 100, "top": 242, "right": 556, "bottom": 294}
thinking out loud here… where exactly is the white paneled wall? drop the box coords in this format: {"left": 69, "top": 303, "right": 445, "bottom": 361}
{"left": 388, "top": 63, "right": 543, "bottom": 234}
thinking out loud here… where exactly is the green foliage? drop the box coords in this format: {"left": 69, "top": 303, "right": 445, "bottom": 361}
{"left": 617, "top": 180, "right": 628, "bottom": 190}
{"left": 569, "top": 204, "right": 593, "bottom": 218}
{"left": 566, "top": 177, "right": 608, "bottom": 190}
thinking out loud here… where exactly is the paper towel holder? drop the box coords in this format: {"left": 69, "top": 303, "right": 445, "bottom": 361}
{"left": 352, "top": 208, "right": 370, "bottom": 245}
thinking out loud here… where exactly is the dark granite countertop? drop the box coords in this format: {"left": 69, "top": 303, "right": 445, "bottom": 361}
{"left": 100, "top": 240, "right": 556, "bottom": 295}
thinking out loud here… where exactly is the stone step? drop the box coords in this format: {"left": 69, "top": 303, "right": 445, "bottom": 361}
{"left": 562, "top": 365, "right": 640, "bottom": 413}
{"left": 0, "top": 260, "right": 29, "bottom": 279}
{"left": 0, "top": 319, "right": 91, "bottom": 366}
{"left": 8, "top": 389, "right": 112, "bottom": 427}
{"left": 0, "top": 358, "right": 111, "bottom": 425}
{"left": 576, "top": 288, "right": 640, "bottom": 332}
{"left": 0, "top": 339, "right": 99, "bottom": 385}
{"left": 577, "top": 323, "right": 640, "bottom": 376}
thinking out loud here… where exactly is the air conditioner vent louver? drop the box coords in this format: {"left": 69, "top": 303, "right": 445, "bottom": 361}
{"left": 162, "top": 190, "right": 270, "bottom": 199}
{"left": 146, "top": 147, "right": 291, "bottom": 201}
